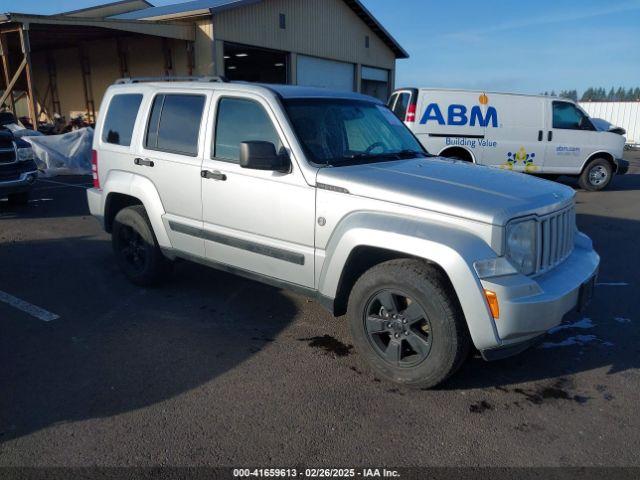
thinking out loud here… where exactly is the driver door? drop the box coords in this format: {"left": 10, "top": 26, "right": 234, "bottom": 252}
{"left": 544, "top": 101, "right": 601, "bottom": 173}
{"left": 200, "top": 92, "right": 316, "bottom": 288}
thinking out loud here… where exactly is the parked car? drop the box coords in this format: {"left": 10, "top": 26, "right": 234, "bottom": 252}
{"left": 0, "top": 127, "right": 39, "bottom": 205}
{"left": 388, "top": 88, "right": 629, "bottom": 191}
{"left": 87, "top": 78, "right": 600, "bottom": 388}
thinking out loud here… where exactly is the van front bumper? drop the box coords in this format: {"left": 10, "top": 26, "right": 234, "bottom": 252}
{"left": 479, "top": 232, "right": 600, "bottom": 360}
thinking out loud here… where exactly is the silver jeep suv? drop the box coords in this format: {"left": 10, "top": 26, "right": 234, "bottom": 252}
{"left": 87, "top": 78, "right": 600, "bottom": 388}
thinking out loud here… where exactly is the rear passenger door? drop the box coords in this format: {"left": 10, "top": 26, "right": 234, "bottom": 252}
{"left": 199, "top": 92, "right": 316, "bottom": 288}
{"left": 138, "top": 90, "right": 211, "bottom": 257}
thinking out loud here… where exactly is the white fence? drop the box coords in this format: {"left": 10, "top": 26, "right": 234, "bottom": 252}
{"left": 579, "top": 102, "right": 640, "bottom": 145}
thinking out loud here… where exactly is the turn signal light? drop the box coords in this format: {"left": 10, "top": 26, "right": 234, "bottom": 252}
{"left": 484, "top": 289, "right": 500, "bottom": 319}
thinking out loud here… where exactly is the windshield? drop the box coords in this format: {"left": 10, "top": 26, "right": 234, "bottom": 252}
{"left": 283, "top": 98, "right": 427, "bottom": 166}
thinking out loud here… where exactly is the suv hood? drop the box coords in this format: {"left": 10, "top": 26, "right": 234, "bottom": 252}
{"left": 316, "top": 157, "right": 575, "bottom": 225}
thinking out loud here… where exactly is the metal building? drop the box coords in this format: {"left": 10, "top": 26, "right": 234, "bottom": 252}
{"left": 0, "top": 0, "right": 408, "bottom": 126}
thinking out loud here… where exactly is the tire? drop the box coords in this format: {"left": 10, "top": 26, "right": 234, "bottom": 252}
{"left": 347, "top": 259, "right": 470, "bottom": 389}
{"left": 112, "top": 205, "right": 172, "bottom": 286}
{"left": 579, "top": 158, "right": 613, "bottom": 191}
{"left": 7, "top": 191, "right": 29, "bottom": 205}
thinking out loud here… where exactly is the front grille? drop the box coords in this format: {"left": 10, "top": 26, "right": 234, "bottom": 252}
{"left": 0, "top": 146, "right": 16, "bottom": 164}
{"left": 536, "top": 205, "right": 576, "bottom": 274}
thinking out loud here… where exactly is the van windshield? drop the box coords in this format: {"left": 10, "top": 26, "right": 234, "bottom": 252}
{"left": 283, "top": 98, "right": 427, "bottom": 167}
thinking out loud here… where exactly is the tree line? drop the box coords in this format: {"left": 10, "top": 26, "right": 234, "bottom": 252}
{"left": 539, "top": 87, "right": 640, "bottom": 102}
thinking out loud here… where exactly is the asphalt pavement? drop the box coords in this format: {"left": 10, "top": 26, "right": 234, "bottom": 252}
{"left": 1, "top": 153, "right": 639, "bottom": 467}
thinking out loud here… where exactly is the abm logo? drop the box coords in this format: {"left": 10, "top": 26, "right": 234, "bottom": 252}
{"left": 419, "top": 94, "right": 498, "bottom": 128}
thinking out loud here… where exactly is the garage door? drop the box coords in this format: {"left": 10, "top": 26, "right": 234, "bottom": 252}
{"left": 297, "top": 55, "right": 355, "bottom": 92}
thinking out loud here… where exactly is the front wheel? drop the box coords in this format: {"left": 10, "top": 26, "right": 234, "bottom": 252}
{"left": 579, "top": 158, "right": 613, "bottom": 191}
{"left": 112, "top": 205, "right": 172, "bottom": 286}
{"left": 347, "top": 259, "right": 470, "bottom": 389}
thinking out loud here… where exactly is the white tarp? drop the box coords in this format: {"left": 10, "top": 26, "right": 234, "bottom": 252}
{"left": 21, "top": 128, "right": 94, "bottom": 177}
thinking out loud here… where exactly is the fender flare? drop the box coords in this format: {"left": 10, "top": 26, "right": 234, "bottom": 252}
{"left": 318, "top": 212, "right": 501, "bottom": 350}
{"left": 102, "top": 170, "right": 172, "bottom": 249}
{"left": 578, "top": 150, "right": 617, "bottom": 173}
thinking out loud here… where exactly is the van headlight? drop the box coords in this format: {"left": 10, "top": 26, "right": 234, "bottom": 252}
{"left": 505, "top": 219, "right": 537, "bottom": 275}
{"left": 17, "top": 146, "right": 36, "bottom": 162}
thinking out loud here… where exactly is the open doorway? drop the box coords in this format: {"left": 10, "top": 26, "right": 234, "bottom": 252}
{"left": 223, "top": 42, "right": 288, "bottom": 84}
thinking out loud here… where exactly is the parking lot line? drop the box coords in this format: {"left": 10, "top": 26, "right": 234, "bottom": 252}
{"left": 0, "top": 290, "right": 60, "bottom": 322}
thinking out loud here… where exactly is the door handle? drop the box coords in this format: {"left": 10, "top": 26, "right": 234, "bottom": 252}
{"left": 548, "top": 131, "right": 553, "bottom": 142}
{"left": 538, "top": 130, "right": 543, "bottom": 141}
{"left": 201, "top": 170, "right": 227, "bottom": 181}
{"left": 134, "top": 157, "right": 154, "bottom": 167}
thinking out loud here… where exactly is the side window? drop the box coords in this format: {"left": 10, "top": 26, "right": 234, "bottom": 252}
{"left": 214, "top": 97, "right": 282, "bottom": 162}
{"left": 145, "top": 94, "right": 206, "bottom": 156}
{"left": 552, "top": 101, "right": 593, "bottom": 130}
{"left": 102, "top": 94, "right": 143, "bottom": 146}
{"left": 392, "top": 93, "right": 410, "bottom": 120}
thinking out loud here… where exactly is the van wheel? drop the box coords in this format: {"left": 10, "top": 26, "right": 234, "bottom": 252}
{"left": 112, "top": 205, "right": 172, "bottom": 286}
{"left": 347, "top": 259, "right": 470, "bottom": 389}
{"left": 579, "top": 158, "right": 612, "bottom": 191}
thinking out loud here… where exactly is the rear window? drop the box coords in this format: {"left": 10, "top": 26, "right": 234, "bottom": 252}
{"left": 102, "top": 94, "right": 143, "bottom": 146}
{"left": 145, "top": 94, "right": 206, "bottom": 156}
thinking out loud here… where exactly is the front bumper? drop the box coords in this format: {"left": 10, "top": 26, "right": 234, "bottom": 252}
{"left": 479, "top": 232, "right": 600, "bottom": 360}
{"left": 0, "top": 169, "right": 38, "bottom": 196}
{"left": 615, "top": 158, "right": 629, "bottom": 175}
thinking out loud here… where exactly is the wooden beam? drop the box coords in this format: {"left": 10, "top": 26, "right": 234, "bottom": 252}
{"left": 0, "top": 32, "right": 17, "bottom": 114}
{"left": 0, "top": 57, "right": 26, "bottom": 109}
{"left": 19, "top": 28, "right": 37, "bottom": 127}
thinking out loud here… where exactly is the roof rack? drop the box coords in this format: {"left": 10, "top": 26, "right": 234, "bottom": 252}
{"left": 115, "top": 76, "right": 229, "bottom": 84}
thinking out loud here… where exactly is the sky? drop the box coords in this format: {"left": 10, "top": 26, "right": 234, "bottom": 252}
{"left": 2, "top": 0, "right": 639, "bottom": 95}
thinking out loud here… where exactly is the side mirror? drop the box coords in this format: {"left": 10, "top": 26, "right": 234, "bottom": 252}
{"left": 239, "top": 141, "right": 290, "bottom": 173}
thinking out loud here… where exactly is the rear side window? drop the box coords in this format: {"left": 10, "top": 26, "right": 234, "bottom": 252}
{"left": 214, "top": 97, "right": 282, "bottom": 162}
{"left": 392, "top": 93, "right": 410, "bottom": 120}
{"left": 102, "top": 94, "right": 143, "bottom": 146}
{"left": 145, "top": 94, "right": 206, "bottom": 156}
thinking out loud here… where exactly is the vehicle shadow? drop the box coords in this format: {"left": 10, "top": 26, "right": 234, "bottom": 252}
{"left": 0, "top": 236, "right": 299, "bottom": 443}
{"left": 442, "top": 212, "right": 640, "bottom": 390}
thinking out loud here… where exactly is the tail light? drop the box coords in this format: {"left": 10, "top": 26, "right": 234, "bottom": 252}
{"left": 406, "top": 103, "right": 417, "bottom": 123}
{"left": 91, "top": 149, "right": 100, "bottom": 189}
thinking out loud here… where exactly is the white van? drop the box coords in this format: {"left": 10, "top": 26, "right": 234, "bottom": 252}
{"left": 388, "top": 88, "right": 629, "bottom": 190}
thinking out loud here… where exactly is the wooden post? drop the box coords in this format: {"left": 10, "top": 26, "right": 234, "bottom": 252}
{"left": 0, "top": 31, "right": 17, "bottom": 114}
{"left": 19, "top": 25, "right": 37, "bottom": 126}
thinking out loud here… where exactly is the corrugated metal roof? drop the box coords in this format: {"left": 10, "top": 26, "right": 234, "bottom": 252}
{"left": 111, "top": 0, "right": 262, "bottom": 19}
{"left": 111, "top": 0, "right": 408, "bottom": 58}
{"left": 61, "top": 0, "right": 153, "bottom": 18}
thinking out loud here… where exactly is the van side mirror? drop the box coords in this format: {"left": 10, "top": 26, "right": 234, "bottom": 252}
{"left": 239, "top": 141, "right": 290, "bottom": 173}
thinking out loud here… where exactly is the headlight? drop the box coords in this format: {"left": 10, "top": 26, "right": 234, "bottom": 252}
{"left": 474, "top": 257, "right": 517, "bottom": 279}
{"left": 506, "top": 219, "right": 537, "bottom": 275}
{"left": 17, "top": 147, "right": 36, "bottom": 162}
